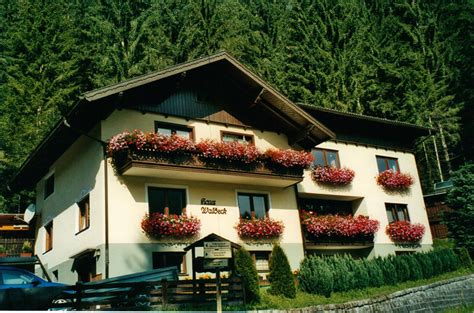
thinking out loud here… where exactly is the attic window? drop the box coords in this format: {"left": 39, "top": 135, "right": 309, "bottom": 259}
{"left": 44, "top": 174, "right": 54, "bottom": 199}
{"left": 155, "top": 121, "right": 193, "bottom": 140}
{"left": 221, "top": 131, "right": 254, "bottom": 145}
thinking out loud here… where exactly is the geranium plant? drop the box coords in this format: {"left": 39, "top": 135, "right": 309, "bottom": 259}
{"left": 376, "top": 170, "right": 413, "bottom": 190}
{"left": 264, "top": 149, "right": 314, "bottom": 169}
{"left": 236, "top": 217, "right": 284, "bottom": 240}
{"left": 386, "top": 220, "right": 424, "bottom": 243}
{"left": 300, "top": 211, "right": 379, "bottom": 240}
{"left": 141, "top": 213, "right": 201, "bottom": 239}
{"left": 311, "top": 167, "right": 355, "bottom": 185}
{"left": 195, "top": 139, "right": 261, "bottom": 164}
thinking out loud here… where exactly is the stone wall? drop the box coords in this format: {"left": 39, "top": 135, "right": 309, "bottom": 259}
{"left": 256, "top": 274, "right": 474, "bottom": 313}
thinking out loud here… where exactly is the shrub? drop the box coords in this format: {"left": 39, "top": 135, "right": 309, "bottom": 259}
{"left": 375, "top": 256, "right": 398, "bottom": 285}
{"left": 326, "top": 254, "right": 354, "bottom": 292}
{"left": 415, "top": 253, "right": 434, "bottom": 279}
{"left": 438, "top": 248, "right": 460, "bottom": 272}
{"left": 349, "top": 259, "right": 370, "bottom": 289}
{"left": 267, "top": 245, "right": 296, "bottom": 298}
{"left": 458, "top": 247, "right": 473, "bottom": 269}
{"left": 363, "top": 259, "right": 384, "bottom": 288}
{"left": 234, "top": 248, "right": 260, "bottom": 304}
{"left": 402, "top": 255, "right": 423, "bottom": 281}
{"left": 298, "top": 256, "right": 334, "bottom": 297}
{"left": 392, "top": 255, "right": 410, "bottom": 283}
{"left": 429, "top": 250, "right": 443, "bottom": 276}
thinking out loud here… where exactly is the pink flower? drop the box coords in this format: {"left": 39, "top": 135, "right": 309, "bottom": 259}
{"left": 300, "top": 212, "right": 379, "bottom": 238}
{"left": 386, "top": 221, "right": 424, "bottom": 243}
{"left": 312, "top": 167, "right": 355, "bottom": 185}
{"left": 264, "top": 149, "right": 314, "bottom": 169}
{"left": 141, "top": 213, "right": 201, "bottom": 239}
{"left": 376, "top": 170, "right": 413, "bottom": 190}
{"left": 236, "top": 218, "right": 284, "bottom": 240}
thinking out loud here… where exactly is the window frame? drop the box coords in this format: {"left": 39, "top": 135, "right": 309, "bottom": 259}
{"left": 312, "top": 148, "right": 340, "bottom": 168}
{"left": 154, "top": 121, "right": 194, "bottom": 141}
{"left": 251, "top": 251, "right": 271, "bottom": 273}
{"left": 376, "top": 156, "right": 400, "bottom": 173}
{"left": 220, "top": 131, "right": 254, "bottom": 145}
{"left": 237, "top": 192, "right": 270, "bottom": 220}
{"left": 77, "top": 195, "right": 90, "bottom": 234}
{"left": 152, "top": 252, "right": 187, "bottom": 275}
{"left": 44, "top": 221, "right": 53, "bottom": 253}
{"left": 385, "top": 203, "right": 410, "bottom": 223}
{"left": 146, "top": 185, "right": 188, "bottom": 216}
{"left": 44, "top": 173, "right": 55, "bottom": 200}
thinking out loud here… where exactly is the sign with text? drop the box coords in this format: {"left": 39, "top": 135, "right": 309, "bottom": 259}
{"left": 203, "top": 258, "right": 229, "bottom": 270}
{"left": 204, "top": 241, "right": 231, "bottom": 259}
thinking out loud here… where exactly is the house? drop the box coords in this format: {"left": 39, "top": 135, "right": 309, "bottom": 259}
{"left": 12, "top": 52, "right": 432, "bottom": 284}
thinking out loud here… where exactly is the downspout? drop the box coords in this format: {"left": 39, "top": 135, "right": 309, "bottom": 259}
{"left": 103, "top": 148, "right": 110, "bottom": 279}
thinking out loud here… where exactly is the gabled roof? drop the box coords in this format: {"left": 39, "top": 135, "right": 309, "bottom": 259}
{"left": 12, "top": 52, "right": 335, "bottom": 190}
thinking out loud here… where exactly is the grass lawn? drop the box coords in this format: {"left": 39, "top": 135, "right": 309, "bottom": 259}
{"left": 251, "top": 268, "right": 473, "bottom": 310}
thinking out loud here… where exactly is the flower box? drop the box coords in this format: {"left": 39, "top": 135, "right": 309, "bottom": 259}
{"left": 376, "top": 170, "right": 413, "bottom": 190}
{"left": 107, "top": 130, "right": 311, "bottom": 176}
{"left": 236, "top": 217, "right": 284, "bottom": 240}
{"left": 141, "top": 213, "right": 200, "bottom": 239}
{"left": 300, "top": 212, "right": 379, "bottom": 241}
{"left": 311, "top": 167, "right": 355, "bottom": 185}
{"left": 386, "top": 220, "right": 424, "bottom": 243}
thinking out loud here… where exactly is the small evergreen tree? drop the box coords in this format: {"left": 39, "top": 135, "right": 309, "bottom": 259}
{"left": 392, "top": 255, "right": 410, "bottom": 283}
{"left": 298, "top": 255, "right": 334, "bottom": 297}
{"left": 267, "top": 244, "right": 296, "bottom": 298}
{"left": 415, "top": 253, "right": 434, "bottom": 279}
{"left": 375, "top": 256, "right": 398, "bottom": 285}
{"left": 327, "top": 254, "right": 354, "bottom": 292}
{"left": 458, "top": 247, "right": 473, "bottom": 269}
{"left": 234, "top": 247, "right": 260, "bottom": 304}
{"left": 363, "top": 259, "right": 384, "bottom": 288}
{"left": 403, "top": 255, "right": 423, "bottom": 281}
{"left": 350, "top": 259, "right": 370, "bottom": 289}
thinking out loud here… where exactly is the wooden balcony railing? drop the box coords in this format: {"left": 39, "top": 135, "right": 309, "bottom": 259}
{"left": 0, "top": 238, "right": 34, "bottom": 256}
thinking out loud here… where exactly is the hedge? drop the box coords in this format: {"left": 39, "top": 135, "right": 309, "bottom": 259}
{"left": 298, "top": 248, "right": 461, "bottom": 296}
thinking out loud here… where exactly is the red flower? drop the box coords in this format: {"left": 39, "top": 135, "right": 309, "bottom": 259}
{"left": 312, "top": 167, "right": 355, "bottom": 185}
{"left": 376, "top": 170, "right": 413, "bottom": 190}
{"left": 196, "top": 139, "right": 261, "bottom": 164}
{"left": 236, "top": 218, "right": 284, "bottom": 240}
{"left": 386, "top": 221, "right": 424, "bottom": 243}
{"left": 141, "top": 213, "right": 201, "bottom": 239}
{"left": 300, "top": 212, "right": 379, "bottom": 238}
{"left": 264, "top": 149, "right": 314, "bottom": 169}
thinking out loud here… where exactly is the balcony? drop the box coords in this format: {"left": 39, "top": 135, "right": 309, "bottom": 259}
{"left": 0, "top": 238, "right": 34, "bottom": 257}
{"left": 115, "top": 150, "right": 304, "bottom": 188}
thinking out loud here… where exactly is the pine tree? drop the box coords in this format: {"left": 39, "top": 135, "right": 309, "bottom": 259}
{"left": 267, "top": 244, "right": 296, "bottom": 298}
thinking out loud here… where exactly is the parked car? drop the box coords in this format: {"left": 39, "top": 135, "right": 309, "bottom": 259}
{"left": 0, "top": 266, "right": 69, "bottom": 310}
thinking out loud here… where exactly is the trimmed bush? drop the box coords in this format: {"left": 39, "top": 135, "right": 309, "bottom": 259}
{"left": 349, "top": 259, "right": 369, "bottom": 289}
{"left": 430, "top": 250, "right": 443, "bottom": 276}
{"left": 402, "top": 254, "right": 423, "bottom": 281}
{"left": 415, "top": 253, "right": 434, "bottom": 279}
{"left": 375, "top": 256, "right": 398, "bottom": 285}
{"left": 234, "top": 247, "right": 260, "bottom": 304}
{"left": 458, "top": 247, "right": 473, "bottom": 269}
{"left": 327, "top": 254, "right": 354, "bottom": 292}
{"left": 391, "top": 255, "right": 410, "bottom": 283}
{"left": 298, "top": 256, "right": 334, "bottom": 297}
{"left": 267, "top": 245, "right": 296, "bottom": 298}
{"left": 363, "top": 259, "right": 384, "bottom": 288}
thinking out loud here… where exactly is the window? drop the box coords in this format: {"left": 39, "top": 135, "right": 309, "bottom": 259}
{"left": 237, "top": 193, "right": 269, "bottom": 219}
{"left": 152, "top": 252, "right": 186, "bottom": 274}
{"left": 45, "top": 222, "right": 53, "bottom": 252}
{"left": 221, "top": 131, "right": 253, "bottom": 145}
{"left": 252, "top": 251, "right": 270, "bottom": 272}
{"left": 154, "top": 121, "right": 193, "bottom": 139}
{"left": 312, "top": 149, "right": 340, "bottom": 168}
{"left": 148, "top": 187, "right": 186, "bottom": 215}
{"left": 44, "top": 174, "right": 54, "bottom": 199}
{"left": 299, "top": 198, "right": 353, "bottom": 216}
{"left": 386, "top": 203, "right": 410, "bottom": 223}
{"left": 376, "top": 156, "right": 399, "bottom": 173}
{"left": 78, "top": 195, "right": 90, "bottom": 233}
{"left": 1, "top": 270, "right": 36, "bottom": 285}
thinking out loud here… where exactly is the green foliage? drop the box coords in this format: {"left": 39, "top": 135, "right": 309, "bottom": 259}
{"left": 326, "top": 254, "right": 354, "bottom": 292}
{"left": 402, "top": 255, "right": 423, "bottom": 281}
{"left": 391, "top": 255, "right": 411, "bottom": 283}
{"left": 457, "top": 247, "right": 472, "bottom": 269}
{"left": 363, "top": 259, "right": 384, "bottom": 288}
{"left": 298, "top": 256, "right": 334, "bottom": 297}
{"left": 234, "top": 247, "right": 260, "bottom": 304}
{"left": 444, "top": 164, "right": 474, "bottom": 254}
{"left": 349, "top": 259, "right": 370, "bottom": 289}
{"left": 375, "top": 256, "right": 398, "bottom": 286}
{"left": 267, "top": 245, "right": 296, "bottom": 299}
{"left": 415, "top": 253, "right": 434, "bottom": 279}
{"left": 0, "top": 245, "right": 5, "bottom": 254}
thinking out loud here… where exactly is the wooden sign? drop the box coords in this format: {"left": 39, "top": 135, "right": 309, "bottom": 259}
{"left": 204, "top": 241, "right": 231, "bottom": 259}
{"left": 203, "top": 259, "right": 229, "bottom": 270}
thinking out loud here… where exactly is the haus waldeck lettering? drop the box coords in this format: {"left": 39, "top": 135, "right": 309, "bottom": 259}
{"left": 12, "top": 52, "right": 433, "bottom": 285}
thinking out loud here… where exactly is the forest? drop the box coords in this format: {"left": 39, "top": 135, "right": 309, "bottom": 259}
{"left": 0, "top": 0, "right": 472, "bottom": 212}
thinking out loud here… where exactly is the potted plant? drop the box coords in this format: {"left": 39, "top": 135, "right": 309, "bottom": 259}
{"left": 141, "top": 213, "right": 201, "bottom": 240}
{"left": 386, "top": 220, "right": 425, "bottom": 243}
{"left": 311, "top": 166, "right": 355, "bottom": 185}
{"left": 21, "top": 241, "right": 33, "bottom": 257}
{"left": 236, "top": 217, "right": 284, "bottom": 240}
{"left": 376, "top": 170, "right": 413, "bottom": 191}
{"left": 0, "top": 245, "right": 7, "bottom": 257}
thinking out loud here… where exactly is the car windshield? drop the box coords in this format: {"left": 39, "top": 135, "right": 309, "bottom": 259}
{"left": 1, "top": 270, "right": 37, "bottom": 285}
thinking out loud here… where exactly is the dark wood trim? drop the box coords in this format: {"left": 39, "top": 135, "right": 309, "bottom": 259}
{"left": 237, "top": 192, "right": 270, "bottom": 219}
{"left": 220, "top": 130, "right": 255, "bottom": 145}
{"left": 331, "top": 139, "right": 414, "bottom": 153}
{"left": 376, "top": 155, "right": 400, "bottom": 173}
{"left": 313, "top": 148, "right": 340, "bottom": 168}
